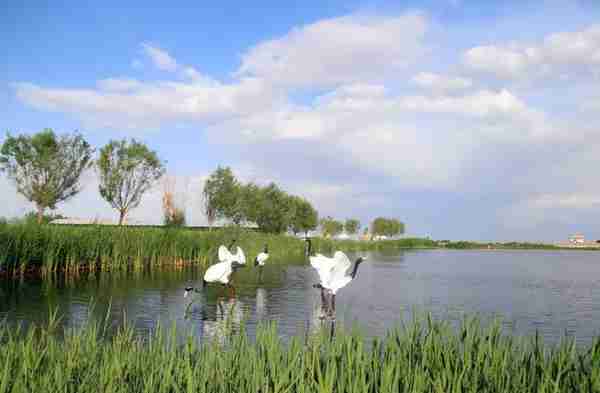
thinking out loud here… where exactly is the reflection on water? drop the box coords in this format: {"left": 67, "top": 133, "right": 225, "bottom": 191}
{"left": 3, "top": 250, "right": 600, "bottom": 345}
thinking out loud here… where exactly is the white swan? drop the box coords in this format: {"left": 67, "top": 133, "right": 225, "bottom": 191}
{"left": 217, "top": 240, "right": 237, "bottom": 263}
{"left": 232, "top": 246, "right": 246, "bottom": 265}
{"left": 310, "top": 251, "right": 366, "bottom": 315}
{"left": 184, "top": 260, "right": 245, "bottom": 297}
{"left": 254, "top": 244, "right": 269, "bottom": 266}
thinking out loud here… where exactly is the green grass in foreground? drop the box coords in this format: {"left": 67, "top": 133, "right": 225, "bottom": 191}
{"left": 0, "top": 223, "right": 433, "bottom": 275}
{"left": 1, "top": 314, "right": 599, "bottom": 392}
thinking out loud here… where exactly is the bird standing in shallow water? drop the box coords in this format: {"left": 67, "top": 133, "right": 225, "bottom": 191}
{"left": 254, "top": 244, "right": 269, "bottom": 282}
{"left": 254, "top": 244, "right": 269, "bottom": 267}
{"left": 310, "top": 251, "right": 367, "bottom": 317}
{"left": 184, "top": 261, "right": 246, "bottom": 298}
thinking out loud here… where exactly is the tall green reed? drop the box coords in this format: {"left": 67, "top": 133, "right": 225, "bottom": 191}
{"left": 0, "top": 223, "right": 426, "bottom": 277}
{"left": 1, "top": 313, "right": 599, "bottom": 392}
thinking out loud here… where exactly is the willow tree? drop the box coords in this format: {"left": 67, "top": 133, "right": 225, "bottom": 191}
{"left": 344, "top": 218, "right": 360, "bottom": 235}
{"left": 0, "top": 129, "right": 93, "bottom": 223}
{"left": 320, "top": 216, "right": 343, "bottom": 238}
{"left": 202, "top": 166, "right": 240, "bottom": 227}
{"left": 291, "top": 197, "right": 318, "bottom": 236}
{"left": 97, "top": 139, "right": 165, "bottom": 225}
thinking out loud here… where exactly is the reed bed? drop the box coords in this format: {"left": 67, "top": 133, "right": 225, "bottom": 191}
{"left": 1, "top": 313, "right": 599, "bottom": 392}
{"left": 0, "top": 223, "right": 432, "bottom": 276}
{"left": 0, "top": 223, "right": 304, "bottom": 276}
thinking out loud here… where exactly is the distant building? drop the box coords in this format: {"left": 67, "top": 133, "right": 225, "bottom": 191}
{"left": 569, "top": 233, "right": 585, "bottom": 244}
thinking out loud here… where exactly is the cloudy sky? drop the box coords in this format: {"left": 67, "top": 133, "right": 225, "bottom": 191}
{"left": 2, "top": 0, "right": 600, "bottom": 241}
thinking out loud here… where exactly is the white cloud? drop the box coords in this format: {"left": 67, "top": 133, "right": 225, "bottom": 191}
{"left": 97, "top": 78, "right": 143, "bottom": 92}
{"left": 529, "top": 193, "right": 600, "bottom": 209}
{"left": 412, "top": 72, "right": 472, "bottom": 92}
{"left": 237, "top": 13, "right": 428, "bottom": 88}
{"left": 14, "top": 77, "right": 279, "bottom": 129}
{"left": 463, "top": 24, "right": 600, "bottom": 79}
{"left": 142, "top": 43, "right": 178, "bottom": 71}
{"left": 207, "top": 84, "right": 559, "bottom": 188}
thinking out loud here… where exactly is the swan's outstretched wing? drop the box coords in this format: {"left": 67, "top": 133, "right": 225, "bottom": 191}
{"left": 329, "top": 275, "right": 352, "bottom": 294}
{"left": 218, "top": 245, "right": 233, "bottom": 263}
{"left": 233, "top": 246, "right": 246, "bottom": 264}
{"left": 332, "top": 251, "right": 352, "bottom": 275}
{"left": 325, "top": 251, "right": 352, "bottom": 288}
{"left": 204, "top": 261, "right": 232, "bottom": 283}
{"left": 310, "top": 254, "right": 336, "bottom": 283}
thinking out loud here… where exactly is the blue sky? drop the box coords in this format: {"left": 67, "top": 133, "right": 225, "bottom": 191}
{"left": 2, "top": 0, "right": 600, "bottom": 241}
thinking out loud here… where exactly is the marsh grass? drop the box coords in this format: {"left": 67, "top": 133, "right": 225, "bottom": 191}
{"left": 0, "top": 223, "right": 432, "bottom": 277}
{"left": 0, "top": 224, "right": 307, "bottom": 276}
{"left": 1, "top": 312, "right": 599, "bottom": 392}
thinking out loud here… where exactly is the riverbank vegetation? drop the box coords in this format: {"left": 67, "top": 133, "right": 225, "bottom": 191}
{"left": 0, "top": 222, "right": 432, "bottom": 276}
{"left": 1, "top": 313, "right": 598, "bottom": 392}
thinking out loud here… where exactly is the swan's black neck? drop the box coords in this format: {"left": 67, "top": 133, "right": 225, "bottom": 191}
{"left": 263, "top": 244, "right": 268, "bottom": 253}
{"left": 305, "top": 238, "right": 313, "bottom": 256}
{"left": 350, "top": 258, "right": 364, "bottom": 279}
{"left": 228, "top": 240, "right": 236, "bottom": 251}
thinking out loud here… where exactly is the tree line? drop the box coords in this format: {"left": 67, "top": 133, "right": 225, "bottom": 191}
{"left": 202, "top": 167, "right": 318, "bottom": 234}
{"left": 1, "top": 129, "right": 163, "bottom": 224}
{"left": 319, "top": 216, "right": 405, "bottom": 238}
{"left": 1, "top": 129, "right": 405, "bottom": 236}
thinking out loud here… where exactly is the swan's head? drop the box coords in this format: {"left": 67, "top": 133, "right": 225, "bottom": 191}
{"left": 228, "top": 239, "right": 236, "bottom": 249}
{"left": 355, "top": 256, "right": 367, "bottom": 264}
{"left": 183, "top": 287, "right": 194, "bottom": 298}
{"left": 312, "top": 283, "right": 324, "bottom": 289}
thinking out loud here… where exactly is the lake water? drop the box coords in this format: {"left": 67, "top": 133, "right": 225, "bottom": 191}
{"left": 2, "top": 249, "right": 600, "bottom": 345}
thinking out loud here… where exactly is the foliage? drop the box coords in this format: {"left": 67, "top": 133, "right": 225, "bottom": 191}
{"left": 237, "top": 182, "right": 263, "bottom": 225}
{"left": 202, "top": 167, "right": 319, "bottom": 234}
{"left": 253, "top": 183, "right": 295, "bottom": 234}
{"left": 320, "top": 216, "right": 343, "bottom": 237}
{"left": 440, "top": 240, "right": 560, "bottom": 250}
{"left": 163, "top": 208, "right": 186, "bottom": 227}
{"left": 290, "top": 196, "right": 318, "bottom": 235}
{"left": 23, "top": 211, "right": 66, "bottom": 225}
{"left": 371, "top": 217, "right": 405, "bottom": 237}
{"left": 0, "top": 224, "right": 308, "bottom": 274}
{"left": 1, "top": 313, "right": 599, "bottom": 392}
{"left": 344, "top": 218, "right": 360, "bottom": 235}
{"left": 162, "top": 177, "right": 186, "bottom": 227}
{"left": 0, "top": 129, "right": 94, "bottom": 223}
{"left": 202, "top": 166, "right": 240, "bottom": 225}
{"left": 0, "top": 221, "right": 441, "bottom": 275}
{"left": 97, "top": 139, "right": 165, "bottom": 225}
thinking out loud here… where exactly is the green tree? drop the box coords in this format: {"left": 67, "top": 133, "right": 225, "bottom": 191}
{"left": 320, "top": 216, "right": 343, "bottom": 238}
{"left": 0, "top": 129, "right": 93, "bottom": 223}
{"left": 163, "top": 208, "right": 186, "bottom": 227}
{"left": 371, "top": 217, "right": 405, "bottom": 237}
{"left": 202, "top": 167, "right": 241, "bottom": 226}
{"left": 97, "top": 139, "right": 165, "bottom": 225}
{"left": 254, "top": 183, "right": 294, "bottom": 233}
{"left": 344, "top": 218, "right": 360, "bottom": 235}
{"left": 291, "top": 196, "right": 318, "bottom": 236}
{"left": 238, "top": 182, "right": 263, "bottom": 225}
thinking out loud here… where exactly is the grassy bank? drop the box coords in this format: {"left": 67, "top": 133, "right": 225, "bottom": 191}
{"left": 0, "top": 223, "right": 305, "bottom": 275}
{"left": 1, "top": 314, "right": 599, "bottom": 392}
{"left": 0, "top": 223, "right": 434, "bottom": 276}
{"left": 441, "top": 240, "right": 560, "bottom": 250}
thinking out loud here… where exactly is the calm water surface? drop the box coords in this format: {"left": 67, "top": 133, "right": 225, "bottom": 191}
{"left": 2, "top": 249, "right": 600, "bottom": 345}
